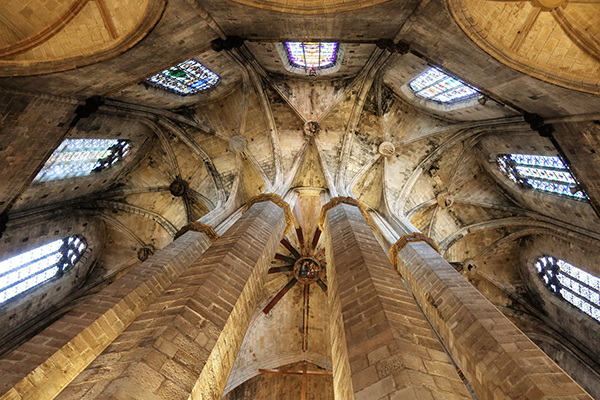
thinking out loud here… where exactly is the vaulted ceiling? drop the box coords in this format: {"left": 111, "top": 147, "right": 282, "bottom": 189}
{"left": 1, "top": 0, "right": 600, "bottom": 396}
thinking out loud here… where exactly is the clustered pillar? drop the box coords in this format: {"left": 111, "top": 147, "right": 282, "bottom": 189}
{"left": 56, "top": 196, "right": 289, "bottom": 400}
{"left": 0, "top": 193, "right": 593, "bottom": 400}
{"left": 322, "top": 197, "right": 472, "bottom": 400}
{"left": 391, "top": 234, "right": 592, "bottom": 399}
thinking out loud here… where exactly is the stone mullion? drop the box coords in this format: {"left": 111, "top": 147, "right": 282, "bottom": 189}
{"left": 326, "top": 203, "right": 471, "bottom": 400}
{"left": 57, "top": 200, "right": 287, "bottom": 400}
{"left": 0, "top": 231, "right": 214, "bottom": 400}
{"left": 395, "top": 240, "right": 593, "bottom": 399}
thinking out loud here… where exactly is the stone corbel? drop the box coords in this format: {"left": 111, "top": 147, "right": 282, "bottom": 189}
{"left": 389, "top": 232, "right": 441, "bottom": 267}
{"left": 318, "top": 196, "right": 373, "bottom": 232}
{"left": 174, "top": 221, "right": 220, "bottom": 242}
{"left": 243, "top": 193, "right": 293, "bottom": 239}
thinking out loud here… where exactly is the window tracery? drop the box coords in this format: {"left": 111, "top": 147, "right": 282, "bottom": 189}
{"left": 146, "top": 59, "right": 219, "bottom": 95}
{"left": 409, "top": 67, "right": 479, "bottom": 103}
{"left": 285, "top": 42, "right": 339, "bottom": 71}
{"left": 497, "top": 154, "right": 586, "bottom": 200}
{"left": 0, "top": 236, "right": 87, "bottom": 303}
{"left": 535, "top": 255, "right": 600, "bottom": 322}
{"left": 34, "top": 139, "right": 131, "bottom": 182}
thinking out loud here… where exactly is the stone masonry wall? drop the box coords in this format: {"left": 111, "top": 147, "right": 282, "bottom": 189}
{"left": 56, "top": 200, "right": 286, "bottom": 400}
{"left": 327, "top": 203, "right": 471, "bottom": 400}
{"left": 0, "top": 230, "right": 213, "bottom": 400}
{"left": 396, "top": 241, "right": 592, "bottom": 399}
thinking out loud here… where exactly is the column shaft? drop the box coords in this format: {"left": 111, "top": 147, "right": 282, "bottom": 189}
{"left": 0, "top": 231, "right": 213, "bottom": 400}
{"left": 325, "top": 203, "right": 471, "bottom": 400}
{"left": 395, "top": 240, "right": 592, "bottom": 399}
{"left": 56, "top": 201, "right": 286, "bottom": 400}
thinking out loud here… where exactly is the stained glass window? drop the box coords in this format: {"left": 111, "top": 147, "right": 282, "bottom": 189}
{"left": 0, "top": 236, "right": 87, "bottom": 303}
{"left": 497, "top": 154, "right": 586, "bottom": 200}
{"left": 285, "top": 42, "right": 339, "bottom": 71}
{"left": 147, "top": 59, "right": 219, "bottom": 95}
{"left": 34, "top": 139, "right": 131, "bottom": 182}
{"left": 535, "top": 255, "right": 600, "bottom": 322}
{"left": 409, "top": 67, "right": 479, "bottom": 103}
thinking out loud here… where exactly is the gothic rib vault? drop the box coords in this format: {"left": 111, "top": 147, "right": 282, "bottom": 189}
{"left": 0, "top": 0, "right": 600, "bottom": 399}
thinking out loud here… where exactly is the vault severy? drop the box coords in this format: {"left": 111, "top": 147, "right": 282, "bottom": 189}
{"left": 446, "top": 0, "right": 600, "bottom": 94}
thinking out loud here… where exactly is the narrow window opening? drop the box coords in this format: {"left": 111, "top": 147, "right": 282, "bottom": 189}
{"left": 285, "top": 42, "right": 339, "bottom": 71}
{"left": 409, "top": 67, "right": 479, "bottom": 103}
{"left": 0, "top": 236, "right": 87, "bottom": 303}
{"left": 535, "top": 255, "right": 600, "bottom": 322}
{"left": 146, "top": 59, "right": 219, "bottom": 95}
{"left": 497, "top": 153, "right": 586, "bottom": 200}
{"left": 34, "top": 139, "right": 131, "bottom": 182}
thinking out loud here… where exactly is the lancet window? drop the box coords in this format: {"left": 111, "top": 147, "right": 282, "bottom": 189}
{"left": 535, "top": 255, "right": 600, "bottom": 322}
{"left": 409, "top": 67, "right": 479, "bottom": 103}
{"left": 146, "top": 59, "right": 219, "bottom": 95}
{"left": 34, "top": 139, "right": 131, "bottom": 182}
{"left": 0, "top": 236, "right": 87, "bottom": 303}
{"left": 497, "top": 154, "right": 586, "bottom": 199}
{"left": 285, "top": 42, "right": 339, "bottom": 71}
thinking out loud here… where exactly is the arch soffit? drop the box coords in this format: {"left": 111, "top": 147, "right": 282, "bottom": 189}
{"left": 445, "top": 0, "right": 600, "bottom": 94}
{"left": 222, "top": 0, "right": 393, "bottom": 14}
{"left": 0, "top": 0, "right": 166, "bottom": 76}
{"left": 439, "top": 216, "right": 600, "bottom": 254}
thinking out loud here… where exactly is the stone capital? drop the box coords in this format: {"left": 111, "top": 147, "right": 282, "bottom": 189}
{"left": 318, "top": 196, "right": 372, "bottom": 231}
{"left": 174, "top": 221, "right": 220, "bottom": 242}
{"left": 389, "top": 232, "right": 440, "bottom": 267}
{"left": 243, "top": 193, "right": 293, "bottom": 238}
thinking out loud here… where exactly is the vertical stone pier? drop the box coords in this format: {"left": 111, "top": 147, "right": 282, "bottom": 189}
{"left": 56, "top": 196, "right": 289, "bottom": 400}
{"left": 322, "top": 198, "right": 471, "bottom": 400}
{"left": 0, "top": 231, "right": 214, "bottom": 400}
{"left": 392, "top": 234, "right": 593, "bottom": 399}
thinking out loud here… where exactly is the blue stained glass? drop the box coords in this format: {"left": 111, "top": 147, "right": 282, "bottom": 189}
{"left": 409, "top": 67, "right": 479, "bottom": 103}
{"left": 497, "top": 153, "right": 586, "bottom": 200}
{"left": 34, "top": 139, "right": 131, "bottom": 182}
{"left": 536, "top": 255, "right": 600, "bottom": 322}
{"left": 515, "top": 166, "right": 575, "bottom": 184}
{"left": 285, "top": 42, "right": 338, "bottom": 70}
{"left": 147, "top": 59, "right": 219, "bottom": 95}
{"left": 0, "top": 236, "right": 87, "bottom": 304}
{"left": 510, "top": 154, "right": 566, "bottom": 169}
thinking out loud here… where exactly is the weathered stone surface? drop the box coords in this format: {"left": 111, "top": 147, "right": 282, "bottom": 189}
{"left": 325, "top": 203, "right": 471, "bottom": 400}
{"left": 56, "top": 201, "right": 286, "bottom": 400}
{"left": 0, "top": 231, "right": 213, "bottom": 400}
{"left": 395, "top": 241, "right": 592, "bottom": 399}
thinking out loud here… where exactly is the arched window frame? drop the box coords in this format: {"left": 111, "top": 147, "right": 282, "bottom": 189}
{"left": 34, "top": 139, "right": 132, "bottom": 183}
{"left": 0, "top": 236, "right": 87, "bottom": 304}
{"left": 408, "top": 67, "right": 480, "bottom": 104}
{"left": 277, "top": 42, "right": 345, "bottom": 76}
{"left": 496, "top": 153, "right": 586, "bottom": 200}
{"left": 535, "top": 255, "right": 600, "bottom": 323}
{"left": 146, "top": 59, "right": 220, "bottom": 95}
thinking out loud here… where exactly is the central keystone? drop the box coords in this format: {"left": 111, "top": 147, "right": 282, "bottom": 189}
{"left": 293, "top": 256, "right": 321, "bottom": 284}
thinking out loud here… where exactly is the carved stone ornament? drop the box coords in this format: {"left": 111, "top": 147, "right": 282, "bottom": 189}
{"left": 389, "top": 232, "right": 441, "bottom": 267}
{"left": 243, "top": 193, "right": 294, "bottom": 239}
{"left": 318, "top": 196, "right": 372, "bottom": 232}
{"left": 378, "top": 141, "right": 396, "bottom": 157}
{"left": 174, "top": 222, "right": 220, "bottom": 242}
{"left": 137, "top": 245, "right": 155, "bottom": 261}
{"left": 293, "top": 256, "right": 322, "bottom": 285}
{"left": 304, "top": 121, "right": 321, "bottom": 137}
{"left": 169, "top": 178, "right": 189, "bottom": 197}
{"left": 436, "top": 190, "right": 454, "bottom": 209}
{"left": 229, "top": 135, "right": 248, "bottom": 153}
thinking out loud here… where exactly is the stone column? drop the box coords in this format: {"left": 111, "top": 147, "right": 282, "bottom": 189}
{"left": 56, "top": 194, "right": 292, "bottom": 400}
{"left": 0, "top": 230, "right": 214, "bottom": 400}
{"left": 391, "top": 232, "right": 593, "bottom": 399}
{"left": 322, "top": 197, "right": 471, "bottom": 400}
